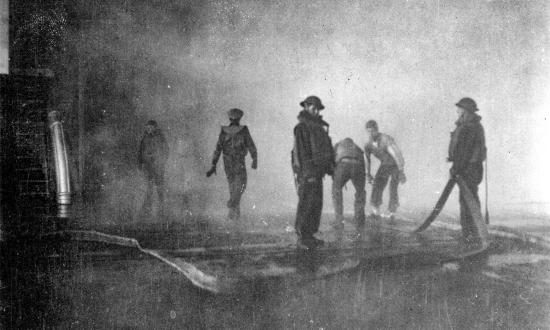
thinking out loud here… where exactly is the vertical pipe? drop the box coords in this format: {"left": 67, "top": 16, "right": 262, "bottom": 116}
{"left": 48, "top": 111, "right": 71, "bottom": 204}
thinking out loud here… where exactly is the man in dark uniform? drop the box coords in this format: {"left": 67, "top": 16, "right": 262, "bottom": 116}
{"left": 332, "top": 138, "right": 366, "bottom": 229}
{"left": 207, "top": 108, "right": 257, "bottom": 220}
{"left": 364, "top": 120, "right": 406, "bottom": 219}
{"left": 138, "top": 120, "right": 169, "bottom": 217}
{"left": 448, "top": 97, "right": 487, "bottom": 241}
{"left": 292, "top": 96, "right": 334, "bottom": 248}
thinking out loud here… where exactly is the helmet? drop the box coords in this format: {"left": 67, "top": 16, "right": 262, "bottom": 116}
{"left": 300, "top": 95, "right": 325, "bottom": 110}
{"left": 146, "top": 120, "right": 158, "bottom": 127}
{"left": 365, "top": 120, "right": 378, "bottom": 130}
{"left": 227, "top": 108, "right": 244, "bottom": 120}
{"left": 455, "top": 97, "right": 478, "bottom": 112}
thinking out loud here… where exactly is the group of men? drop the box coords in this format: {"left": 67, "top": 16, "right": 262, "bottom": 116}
{"left": 291, "top": 96, "right": 407, "bottom": 248}
{"left": 138, "top": 94, "right": 486, "bottom": 249}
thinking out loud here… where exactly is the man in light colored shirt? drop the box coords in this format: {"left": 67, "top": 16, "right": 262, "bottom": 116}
{"left": 364, "top": 120, "right": 406, "bottom": 219}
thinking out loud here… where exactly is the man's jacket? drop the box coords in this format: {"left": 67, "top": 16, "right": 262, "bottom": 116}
{"left": 292, "top": 110, "right": 335, "bottom": 179}
{"left": 212, "top": 124, "right": 257, "bottom": 174}
{"left": 138, "top": 129, "right": 169, "bottom": 172}
{"left": 448, "top": 112, "right": 486, "bottom": 174}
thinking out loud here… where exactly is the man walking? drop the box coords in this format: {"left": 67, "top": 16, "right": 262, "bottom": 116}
{"left": 448, "top": 97, "right": 487, "bottom": 242}
{"left": 207, "top": 108, "right": 257, "bottom": 221}
{"left": 332, "top": 138, "right": 366, "bottom": 229}
{"left": 292, "top": 96, "right": 334, "bottom": 248}
{"left": 138, "top": 120, "right": 169, "bottom": 217}
{"left": 364, "top": 120, "right": 406, "bottom": 219}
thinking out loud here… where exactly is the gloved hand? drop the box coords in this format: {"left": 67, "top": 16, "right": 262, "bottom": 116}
{"left": 252, "top": 159, "right": 258, "bottom": 170}
{"left": 399, "top": 171, "right": 407, "bottom": 184}
{"left": 206, "top": 166, "right": 217, "bottom": 177}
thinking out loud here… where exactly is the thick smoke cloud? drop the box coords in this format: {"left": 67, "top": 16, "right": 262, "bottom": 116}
{"left": 72, "top": 0, "right": 549, "bottom": 222}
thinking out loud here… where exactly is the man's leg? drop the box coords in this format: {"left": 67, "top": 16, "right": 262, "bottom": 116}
{"left": 154, "top": 169, "right": 166, "bottom": 218}
{"left": 296, "top": 177, "right": 323, "bottom": 245}
{"left": 459, "top": 189, "right": 473, "bottom": 238}
{"left": 227, "top": 173, "right": 237, "bottom": 219}
{"left": 351, "top": 164, "right": 366, "bottom": 225}
{"left": 387, "top": 166, "right": 400, "bottom": 214}
{"left": 370, "top": 166, "right": 390, "bottom": 217}
{"left": 460, "top": 163, "right": 483, "bottom": 240}
{"left": 233, "top": 171, "right": 247, "bottom": 220}
{"left": 331, "top": 163, "right": 348, "bottom": 228}
{"left": 309, "top": 178, "right": 324, "bottom": 235}
{"left": 295, "top": 179, "right": 313, "bottom": 238}
{"left": 227, "top": 171, "right": 247, "bottom": 220}
{"left": 141, "top": 172, "right": 154, "bottom": 217}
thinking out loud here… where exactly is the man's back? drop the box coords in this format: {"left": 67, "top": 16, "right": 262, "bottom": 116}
{"left": 334, "top": 138, "right": 364, "bottom": 164}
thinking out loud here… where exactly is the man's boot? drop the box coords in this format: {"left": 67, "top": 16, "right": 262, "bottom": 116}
{"left": 367, "top": 206, "right": 381, "bottom": 221}
{"left": 332, "top": 215, "right": 345, "bottom": 230}
{"left": 354, "top": 213, "right": 366, "bottom": 229}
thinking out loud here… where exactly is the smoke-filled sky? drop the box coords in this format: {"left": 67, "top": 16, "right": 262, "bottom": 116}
{"left": 74, "top": 0, "right": 549, "bottom": 218}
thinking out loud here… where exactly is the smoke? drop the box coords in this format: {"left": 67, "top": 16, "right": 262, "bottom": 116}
{"left": 64, "top": 0, "right": 549, "bottom": 222}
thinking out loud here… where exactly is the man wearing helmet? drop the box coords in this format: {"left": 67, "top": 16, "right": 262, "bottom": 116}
{"left": 207, "top": 108, "right": 258, "bottom": 221}
{"left": 364, "top": 120, "right": 406, "bottom": 220}
{"left": 449, "top": 97, "right": 487, "bottom": 241}
{"left": 292, "top": 96, "right": 335, "bottom": 248}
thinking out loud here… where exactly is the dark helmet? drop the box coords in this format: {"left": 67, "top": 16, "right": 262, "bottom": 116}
{"left": 365, "top": 120, "right": 378, "bottom": 130}
{"left": 146, "top": 120, "right": 158, "bottom": 127}
{"left": 227, "top": 108, "right": 244, "bottom": 120}
{"left": 300, "top": 95, "right": 325, "bottom": 110}
{"left": 455, "top": 97, "right": 478, "bottom": 112}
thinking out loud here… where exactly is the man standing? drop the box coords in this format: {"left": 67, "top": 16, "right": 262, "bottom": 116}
{"left": 292, "top": 96, "right": 334, "bottom": 248}
{"left": 448, "top": 97, "right": 486, "bottom": 241}
{"left": 138, "top": 120, "right": 169, "bottom": 217}
{"left": 364, "top": 120, "right": 406, "bottom": 219}
{"left": 207, "top": 108, "right": 257, "bottom": 221}
{"left": 332, "top": 138, "right": 366, "bottom": 229}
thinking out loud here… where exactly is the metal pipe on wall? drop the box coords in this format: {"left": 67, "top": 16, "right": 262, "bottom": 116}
{"left": 48, "top": 111, "right": 71, "bottom": 205}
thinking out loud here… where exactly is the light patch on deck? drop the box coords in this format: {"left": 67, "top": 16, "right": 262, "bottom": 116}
{"left": 488, "top": 253, "right": 550, "bottom": 268}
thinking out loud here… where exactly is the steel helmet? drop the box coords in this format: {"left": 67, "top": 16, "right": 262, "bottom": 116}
{"left": 455, "top": 97, "right": 478, "bottom": 112}
{"left": 227, "top": 108, "right": 244, "bottom": 120}
{"left": 299, "top": 95, "right": 325, "bottom": 110}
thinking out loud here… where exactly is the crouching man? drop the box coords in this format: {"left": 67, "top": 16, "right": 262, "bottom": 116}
{"left": 332, "top": 138, "right": 366, "bottom": 229}
{"left": 364, "top": 120, "right": 406, "bottom": 220}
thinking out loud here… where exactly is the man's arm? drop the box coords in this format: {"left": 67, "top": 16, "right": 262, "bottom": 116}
{"left": 207, "top": 130, "right": 224, "bottom": 177}
{"left": 212, "top": 130, "right": 224, "bottom": 167}
{"left": 386, "top": 138, "right": 405, "bottom": 172}
{"left": 364, "top": 145, "right": 373, "bottom": 182}
{"left": 293, "top": 123, "right": 314, "bottom": 178}
{"left": 244, "top": 126, "right": 258, "bottom": 169}
{"left": 138, "top": 137, "right": 144, "bottom": 166}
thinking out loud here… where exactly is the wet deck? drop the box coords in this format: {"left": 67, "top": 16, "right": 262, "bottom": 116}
{"left": 39, "top": 216, "right": 488, "bottom": 294}
{"left": 3, "top": 209, "right": 550, "bottom": 329}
